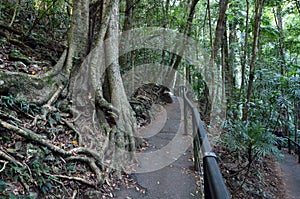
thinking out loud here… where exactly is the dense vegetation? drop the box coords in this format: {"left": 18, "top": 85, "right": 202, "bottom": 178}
{"left": 0, "top": 0, "right": 299, "bottom": 198}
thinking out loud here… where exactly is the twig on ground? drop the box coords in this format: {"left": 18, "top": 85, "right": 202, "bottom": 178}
{"left": 19, "top": 176, "right": 30, "bottom": 192}
{"left": 22, "top": 162, "right": 32, "bottom": 177}
{"left": 0, "top": 148, "right": 23, "bottom": 167}
{"left": 0, "top": 160, "right": 8, "bottom": 172}
{"left": 0, "top": 110, "right": 23, "bottom": 123}
{"left": 44, "top": 173, "right": 95, "bottom": 187}
{"left": 42, "top": 174, "right": 71, "bottom": 197}
{"left": 72, "top": 190, "right": 78, "bottom": 199}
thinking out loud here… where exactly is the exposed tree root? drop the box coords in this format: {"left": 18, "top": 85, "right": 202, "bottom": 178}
{"left": 0, "top": 119, "right": 105, "bottom": 185}
{"left": 39, "top": 83, "right": 65, "bottom": 120}
{"left": 96, "top": 96, "right": 120, "bottom": 121}
{"left": 44, "top": 84, "right": 65, "bottom": 108}
{"left": 61, "top": 118, "right": 83, "bottom": 145}
{"left": 72, "top": 190, "right": 78, "bottom": 199}
{"left": 66, "top": 156, "right": 103, "bottom": 183}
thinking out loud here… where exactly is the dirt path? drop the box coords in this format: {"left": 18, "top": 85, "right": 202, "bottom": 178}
{"left": 113, "top": 97, "right": 201, "bottom": 199}
{"left": 279, "top": 152, "right": 300, "bottom": 199}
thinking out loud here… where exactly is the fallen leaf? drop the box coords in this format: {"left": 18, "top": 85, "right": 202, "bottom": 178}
{"left": 72, "top": 140, "right": 78, "bottom": 146}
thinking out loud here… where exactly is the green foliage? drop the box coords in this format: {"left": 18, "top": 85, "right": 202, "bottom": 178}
{"left": 0, "top": 95, "right": 43, "bottom": 116}
{"left": 2, "top": 145, "right": 56, "bottom": 195}
{"left": 1, "top": 95, "right": 15, "bottom": 108}
{"left": 0, "top": 0, "right": 70, "bottom": 41}
{"left": 0, "top": 180, "right": 7, "bottom": 192}
{"left": 222, "top": 121, "right": 280, "bottom": 160}
{"left": 260, "top": 25, "right": 280, "bottom": 39}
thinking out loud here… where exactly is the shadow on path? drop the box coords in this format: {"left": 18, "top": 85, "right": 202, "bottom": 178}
{"left": 279, "top": 152, "right": 300, "bottom": 199}
{"left": 113, "top": 97, "right": 201, "bottom": 199}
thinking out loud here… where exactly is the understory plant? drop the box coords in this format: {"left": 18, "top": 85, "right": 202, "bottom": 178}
{"left": 220, "top": 120, "right": 282, "bottom": 189}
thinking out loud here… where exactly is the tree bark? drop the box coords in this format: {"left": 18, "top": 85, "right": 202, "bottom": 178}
{"left": 105, "top": 0, "right": 137, "bottom": 172}
{"left": 64, "top": 0, "right": 89, "bottom": 77}
{"left": 242, "top": 0, "right": 265, "bottom": 121}
{"left": 274, "top": 5, "right": 286, "bottom": 76}
{"left": 211, "top": 0, "right": 229, "bottom": 59}
{"left": 171, "top": 0, "right": 199, "bottom": 71}
{"left": 119, "top": 0, "right": 135, "bottom": 71}
{"left": 240, "top": 0, "right": 250, "bottom": 96}
{"left": 166, "top": 0, "right": 199, "bottom": 87}
{"left": 208, "top": 0, "right": 229, "bottom": 123}
{"left": 222, "top": 17, "right": 236, "bottom": 112}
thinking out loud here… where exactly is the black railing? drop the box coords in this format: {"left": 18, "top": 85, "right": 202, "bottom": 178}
{"left": 284, "top": 136, "right": 300, "bottom": 164}
{"left": 176, "top": 86, "right": 230, "bottom": 199}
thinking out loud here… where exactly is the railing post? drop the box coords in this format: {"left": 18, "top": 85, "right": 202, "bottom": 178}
{"left": 193, "top": 108, "right": 201, "bottom": 171}
{"left": 193, "top": 123, "right": 200, "bottom": 171}
{"left": 298, "top": 145, "right": 300, "bottom": 164}
{"left": 204, "top": 159, "right": 211, "bottom": 199}
{"left": 288, "top": 138, "right": 291, "bottom": 154}
{"left": 184, "top": 97, "right": 188, "bottom": 135}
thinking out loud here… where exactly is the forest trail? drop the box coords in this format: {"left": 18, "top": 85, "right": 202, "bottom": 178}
{"left": 279, "top": 151, "right": 300, "bottom": 199}
{"left": 113, "top": 96, "right": 300, "bottom": 199}
{"left": 113, "top": 97, "right": 201, "bottom": 199}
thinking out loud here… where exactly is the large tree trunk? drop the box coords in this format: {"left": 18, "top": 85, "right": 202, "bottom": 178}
{"left": 64, "top": 0, "right": 89, "bottom": 77}
{"left": 211, "top": 0, "right": 229, "bottom": 59}
{"left": 170, "top": 0, "right": 199, "bottom": 72}
{"left": 274, "top": 4, "right": 286, "bottom": 76}
{"left": 69, "top": 0, "right": 139, "bottom": 174}
{"left": 0, "top": 0, "right": 138, "bottom": 181}
{"left": 69, "top": 0, "right": 113, "bottom": 153}
{"left": 105, "top": 0, "right": 137, "bottom": 173}
{"left": 166, "top": 0, "right": 199, "bottom": 88}
{"left": 119, "top": 0, "right": 135, "bottom": 71}
{"left": 207, "top": 0, "right": 229, "bottom": 123}
{"left": 242, "top": 0, "right": 265, "bottom": 120}
{"left": 222, "top": 18, "right": 234, "bottom": 111}
{"left": 240, "top": 0, "right": 250, "bottom": 95}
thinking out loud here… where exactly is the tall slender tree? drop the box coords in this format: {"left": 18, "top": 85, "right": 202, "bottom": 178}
{"left": 242, "top": 0, "right": 265, "bottom": 120}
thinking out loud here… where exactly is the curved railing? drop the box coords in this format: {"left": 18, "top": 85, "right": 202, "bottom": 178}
{"left": 176, "top": 86, "right": 230, "bottom": 199}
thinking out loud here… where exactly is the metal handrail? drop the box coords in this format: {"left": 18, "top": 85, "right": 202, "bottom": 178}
{"left": 283, "top": 136, "right": 300, "bottom": 164}
{"left": 176, "top": 86, "right": 230, "bottom": 199}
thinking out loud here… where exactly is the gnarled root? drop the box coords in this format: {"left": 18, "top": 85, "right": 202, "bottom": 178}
{"left": 0, "top": 119, "right": 105, "bottom": 185}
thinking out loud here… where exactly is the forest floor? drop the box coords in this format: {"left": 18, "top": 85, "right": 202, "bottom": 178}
{"left": 214, "top": 142, "right": 298, "bottom": 199}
